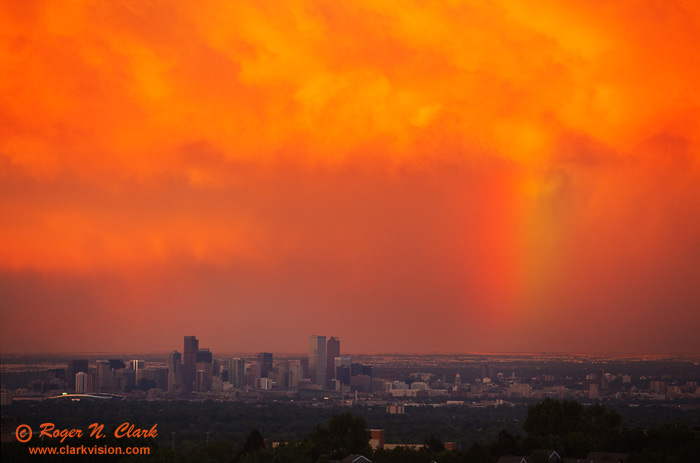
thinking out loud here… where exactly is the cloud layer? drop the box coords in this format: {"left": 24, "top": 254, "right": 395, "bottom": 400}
{"left": 1, "top": 0, "right": 699, "bottom": 353}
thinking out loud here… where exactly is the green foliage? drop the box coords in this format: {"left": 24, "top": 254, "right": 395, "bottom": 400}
{"left": 491, "top": 429, "right": 520, "bottom": 457}
{"left": 522, "top": 398, "right": 623, "bottom": 457}
{"left": 3, "top": 399, "right": 699, "bottom": 463}
{"left": 373, "top": 446, "right": 428, "bottom": 463}
{"left": 374, "top": 445, "right": 466, "bottom": 463}
{"left": 235, "top": 412, "right": 371, "bottom": 462}
{"left": 308, "top": 411, "right": 371, "bottom": 460}
{"left": 465, "top": 441, "right": 495, "bottom": 463}
{"left": 234, "top": 429, "right": 265, "bottom": 461}
{"left": 242, "top": 429, "right": 265, "bottom": 454}
{"left": 237, "top": 441, "right": 315, "bottom": 463}
{"left": 644, "top": 422, "right": 695, "bottom": 454}
{"left": 523, "top": 398, "right": 585, "bottom": 437}
{"left": 524, "top": 399, "right": 622, "bottom": 439}
{"left": 119, "top": 447, "right": 188, "bottom": 463}
{"left": 425, "top": 434, "right": 446, "bottom": 453}
{"left": 529, "top": 449, "right": 550, "bottom": 463}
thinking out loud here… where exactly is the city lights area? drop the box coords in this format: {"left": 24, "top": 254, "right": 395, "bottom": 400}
{"left": 2, "top": 338, "right": 700, "bottom": 462}
{"left": 2, "top": 336, "right": 700, "bottom": 405}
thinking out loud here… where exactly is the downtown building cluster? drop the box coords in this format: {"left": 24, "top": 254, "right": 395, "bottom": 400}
{"left": 28, "top": 335, "right": 374, "bottom": 398}
{"left": 4, "top": 352, "right": 699, "bottom": 406}
{"left": 168, "top": 334, "right": 373, "bottom": 395}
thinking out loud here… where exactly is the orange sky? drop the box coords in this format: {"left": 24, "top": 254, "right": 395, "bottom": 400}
{"left": 1, "top": 0, "right": 699, "bottom": 354}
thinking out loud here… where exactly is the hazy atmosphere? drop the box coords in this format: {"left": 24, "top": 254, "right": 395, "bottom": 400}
{"left": 1, "top": 0, "right": 699, "bottom": 354}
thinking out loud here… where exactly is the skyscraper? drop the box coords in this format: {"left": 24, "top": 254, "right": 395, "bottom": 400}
{"left": 167, "top": 351, "right": 182, "bottom": 395}
{"left": 309, "top": 335, "right": 326, "bottom": 387}
{"left": 288, "top": 359, "right": 303, "bottom": 388}
{"left": 335, "top": 355, "right": 352, "bottom": 385}
{"left": 196, "top": 348, "right": 212, "bottom": 363}
{"left": 257, "top": 352, "right": 273, "bottom": 378}
{"left": 326, "top": 337, "right": 340, "bottom": 386}
{"left": 195, "top": 348, "right": 213, "bottom": 393}
{"left": 67, "top": 360, "right": 89, "bottom": 390}
{"left": 229, "top": 358, "right": 246, "bottom": 388}
{"left": 183, "top": 336, "right": 198, "bottom": 392}
{"left": 129, "top": 359, "right": 145, "bottom": 383}
{"left": 75, "top": 372, "right": 89, "bottom": 394}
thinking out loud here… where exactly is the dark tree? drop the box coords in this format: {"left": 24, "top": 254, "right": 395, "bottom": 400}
{"left": 373, "top": 447, "right": 430, "bottom": 463}
{"left": 235, "top": 429, "right": 265, "bottom": 461}
{"left": 465, "top": 441, "right": 495, "bottom": 463}
{"left": 308, "top": 412, "right": 371, "bottom": 460}
{"left": 522, "top": 399, "right": 623, "bottom": 457}
{"left": 236, "top": 441, "right": 314, "bottom": 463}
{"left": 492, "top": 429, "right": 519, "bottom": 457}
{"left": 523, "top": 398, "right": 586, "bottom": 437}
{"left": 425, "top": 434, "right": 446, "bottom": 453}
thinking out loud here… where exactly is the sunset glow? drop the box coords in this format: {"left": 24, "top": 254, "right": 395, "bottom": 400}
{"left": 1, "top": 0, "right": 699, "bottom": 353}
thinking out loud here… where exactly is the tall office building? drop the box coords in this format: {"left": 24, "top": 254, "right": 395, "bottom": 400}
{"left": 96, "top": 361, "right": 112, "bottom": 392}
{"left": 192, "top": 345, "right": 213, "bottom": 393}
{"left": 247, "top": 362, "right": 262, "bottom": 387}
{"left": 183, "top": 336, "right": 199, "bottom": 392}
{"left": 229, "top": 358, "right": 246, "bottom": 388}
{"left": 335, "top": 356, "right": 352, "bottom": 385}
{"left": 75, "top": 372, "right": 89, "bottom": 393}
{"left": 326, "top": 337, "right": 340, "bottom": 385}
{"left": 257, "top": 352, "right": 273, "bottom": 378}
{"left": 129, "top": 360, "right": 145, "bottom": 383}
{"left": 167, "top": 351, "right": 183, "bottom": 395}
{"left": 67, "top": 360, "right": 89, "bottom": 390}
{"left": 277, "top": 360, "right": 290, "bottom": 388}
{"left": 196, "top": 348, "right": 212, "bottom": 364}
{"left": 309, "top": 335, "right": 327, "bottom": 386}
{"left": 289, "top": 360, "right": 304, "bottom": 388}
{"left": 195, "top": 362, "right": 214, "bottom": 392}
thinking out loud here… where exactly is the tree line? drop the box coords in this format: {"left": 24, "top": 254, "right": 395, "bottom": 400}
{"left": 2, "top": 399, "right": 699, "bottom": 462}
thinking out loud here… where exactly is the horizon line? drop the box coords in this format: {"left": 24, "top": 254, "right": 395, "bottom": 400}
{"left": 2, "top": 350, "right": 699, "bottom": 357}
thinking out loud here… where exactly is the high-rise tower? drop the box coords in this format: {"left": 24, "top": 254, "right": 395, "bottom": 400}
{"left": 229, "top": 358, "right": 246, "bottom": 388}
{"left": 167, "top": 350, "right": 183, "bottom": 395}
{"left": 67, "top": 360, "right": 89, "bottom": 390}
{"left": 326, "top": 337, "right": 340, "bottom": 386}
{"left": 309, "top": 335, "right": 326, "bottom": 386}
{"left": 75, "top": 371, "right": 89, "bottom": 394}
{"left": 183, "top": 336, "right": 198, "bottom": 392}
{"left": 257, "top": 352, "right": 273, "bottom": 378}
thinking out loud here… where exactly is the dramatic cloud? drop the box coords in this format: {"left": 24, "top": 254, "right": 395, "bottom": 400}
{"left": 1, "top": 0, "right": 699, "bottom": 353}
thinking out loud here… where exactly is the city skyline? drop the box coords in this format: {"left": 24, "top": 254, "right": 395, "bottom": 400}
{"left": 1, "top": 1, "right": 699, "bottom": 355}
{"left": 3, "top": 345, "right": 697, "bottom": 461}
{"left": 4, "top": 335, "right": 698, "bottom": 402}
